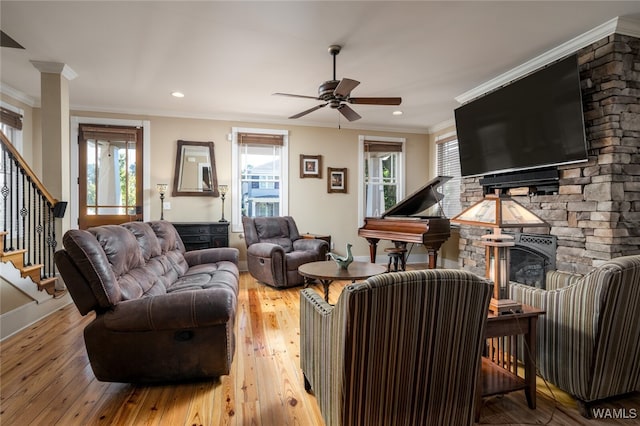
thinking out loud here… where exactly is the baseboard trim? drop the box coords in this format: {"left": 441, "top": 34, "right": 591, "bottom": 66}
{"left": 0, "top": 292, "right": 72, "bottom": 341}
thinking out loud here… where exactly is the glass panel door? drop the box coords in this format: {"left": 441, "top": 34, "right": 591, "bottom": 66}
{"left": 79, "top": 125, "right": 142, "bottom": 228}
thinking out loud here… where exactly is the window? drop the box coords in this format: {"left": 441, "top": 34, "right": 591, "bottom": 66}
{"left": 0, "top": 104, "right": 24, "bottom": 238}
{"left": 231, "top": 128, "right": 288, "bottom": 232}
{"left": 358, "top": 136, "right": 405, "bottom": 224}
{"left": 0, "top": 104, "right": 23, "bottom": 153}
{"left": 435, "top": 133, "right": 462, "bottom": 218}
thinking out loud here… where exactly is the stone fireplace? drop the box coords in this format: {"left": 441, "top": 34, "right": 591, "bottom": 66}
{"left": 457, "top": 33, "right": 640, "bottom": 278}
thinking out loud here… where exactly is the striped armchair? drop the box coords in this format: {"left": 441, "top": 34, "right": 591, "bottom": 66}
{"left": 300, "top": 269, "right": 493, "bottom": 426}
{"left": 510, "top": 255, "right": 640, "bottom": 413}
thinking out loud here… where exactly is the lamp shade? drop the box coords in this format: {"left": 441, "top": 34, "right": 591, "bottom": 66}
{"left": 156, "top": 183, "right": 168, "bottom": 195}
{"left": 451, "top": 193, "right": 548, "bottom": 229}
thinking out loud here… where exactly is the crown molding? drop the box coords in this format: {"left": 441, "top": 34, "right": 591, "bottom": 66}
{"left": 427, "top": 118, "right": 455, "bottom": 134}
{"left": 0, "top": 83, "right": 38, "bottom": 107}
{"left": 616, "top": 15, "right": 640, "bottom": 38}
{"left": 30, "top": 61, "right": 78, "bottom": 81}
{"left": 455, "top": 16, "right": 640, "bottom": 105}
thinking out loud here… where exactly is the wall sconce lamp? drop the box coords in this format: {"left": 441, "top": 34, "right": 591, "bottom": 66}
{"left": 451, "top": 191, "right": 549, "bottom": 315}
{"left": 156, "top": 183, "right": 168, "bottom": 220}
{"left": 218, "top": 184, "right": 229, "bottom": 222}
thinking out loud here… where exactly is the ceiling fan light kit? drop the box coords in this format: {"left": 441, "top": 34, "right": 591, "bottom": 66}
{"left": 274, "top": 45, "right": 402, "bottom": 122}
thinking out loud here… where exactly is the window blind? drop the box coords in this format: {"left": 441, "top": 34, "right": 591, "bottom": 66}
{"left": 436, "top": 136, "right": 462, "bottom": 217}
{"left": 363, "top": 140, "right": 402, "bottom": 152}
{"left": 80, "top": 124, "right": 139, "bottom": 142}
{"left": 238, "top": 133, "right": 284, "bottom": 146}
{"left": 0, "top": 107, "right": 22, "bottom": 130}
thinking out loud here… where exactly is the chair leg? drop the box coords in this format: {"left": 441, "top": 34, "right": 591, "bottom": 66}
{"left": 576, "top": 399, "right": 592, "bottom": 418}
{"left": 303, "top": 372, "right": 313, "bottom": 393}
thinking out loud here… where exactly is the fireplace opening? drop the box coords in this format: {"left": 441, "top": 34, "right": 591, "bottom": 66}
{"left": 506, "top": 233, "right": 557, "bottom": 289}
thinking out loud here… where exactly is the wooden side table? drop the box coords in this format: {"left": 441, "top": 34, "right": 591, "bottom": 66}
{"left": 302, "top": 233, "right": 331, "bottom": 246}
{"left": 475, "top": 304, "right": 545, "bottom": 421}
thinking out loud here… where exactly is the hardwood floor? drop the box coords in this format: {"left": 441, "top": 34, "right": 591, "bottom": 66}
{"left": 1, "top": 270, "right": 638, "bottom": 425}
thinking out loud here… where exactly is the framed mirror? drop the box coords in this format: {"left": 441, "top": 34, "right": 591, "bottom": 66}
{"left": 172, "top": 140, "right": 219, "bottom": 196}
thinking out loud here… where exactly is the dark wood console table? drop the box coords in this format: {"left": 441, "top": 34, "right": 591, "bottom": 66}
{"left": 475, "top": 304, "right": 545, "bottom": 421}
{"left": 172, "top": 222, "right": 229, "bottom": 251}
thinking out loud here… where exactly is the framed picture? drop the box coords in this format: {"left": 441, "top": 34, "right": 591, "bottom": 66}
{"left": 328, "top": 167, "right": 347, "bottom": 193}
{"left": 300, "top": 154, "right": 322, "bottom": 178}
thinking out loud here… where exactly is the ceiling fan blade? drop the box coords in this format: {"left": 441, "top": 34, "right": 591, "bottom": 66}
{"left": 273, "top": 92, "right": 319, "bottom": 100}
{"left": 0, "top": 30, "right": 24, "bottom": 49}
{"left": 334, "top": 78, "right": 360, "bottom": 98}
{"left": 338, "top": 104, "right": 361, "bottom": 122}
{"left": 349, "top": 97, "right": 402, "bottom": 106}
{"left": 289, "top": 103, "right": 328, "bottom": 119}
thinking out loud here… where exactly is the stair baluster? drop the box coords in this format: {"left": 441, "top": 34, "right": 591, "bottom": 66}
{"left": 0, "top": 130, "right": 66, "bottom": 296}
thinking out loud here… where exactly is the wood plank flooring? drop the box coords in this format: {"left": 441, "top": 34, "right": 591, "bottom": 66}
{"left": 1, "top": 270, "right": 639, "bottom": 425}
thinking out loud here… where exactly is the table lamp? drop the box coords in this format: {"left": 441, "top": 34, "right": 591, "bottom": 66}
{"left": 218, "top": 184, "right": 228, "bottom": 222}
{"left": 156, "top": 183, "right": 168, "bottom": 220}
{"left": 451, "top": 191, "right": 548, "bottom": 315}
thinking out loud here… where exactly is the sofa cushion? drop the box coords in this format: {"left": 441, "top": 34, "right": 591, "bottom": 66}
{"left": 122, "top": 221, "right": 162, "bottom": 261}
{"left": 89, "top": 224, "right": 171, "bottom": 301}
{"left": 253, "top": 217, "right": 295, "bottom": 252}
{"left": 149, "top": 220, "right": 186, "bottom": 254}
{"left": 61, "top": 229, "right": 121, "bottom": 308}
{"left": 285, "top": 250, "right": 324, "bottom": 271}
{"left": 254, "top": 217, "right": 288, "bottom": 238}
{"left": 89, "top": 225, "right": 145, "bottom": 277}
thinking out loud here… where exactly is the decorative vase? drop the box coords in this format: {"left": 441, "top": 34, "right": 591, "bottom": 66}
{"left": 328, "top": 243, "right": 353, "bottom": 270}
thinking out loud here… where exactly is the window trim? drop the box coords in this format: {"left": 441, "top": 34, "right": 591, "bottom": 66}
{"left": 231, "top": 127, "right": 289, "bottom": 233}
{"left": 357, "top": 135, "right": 405, "bottom": 226}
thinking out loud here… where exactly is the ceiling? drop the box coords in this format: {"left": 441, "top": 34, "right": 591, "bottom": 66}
{"left": 2, "top": 1, "right": 640, "bottom": 134}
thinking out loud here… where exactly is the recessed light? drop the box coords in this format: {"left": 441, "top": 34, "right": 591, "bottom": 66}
{"left": 392, "top": 110, "right": 403, "bottom": 116}
{"left": 171, "top": 91, "right": 185, "bottom": 98}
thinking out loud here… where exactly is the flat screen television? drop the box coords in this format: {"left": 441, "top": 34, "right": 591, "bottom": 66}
{"left": 454, "top": 54, "right": 588, "bottom": 178}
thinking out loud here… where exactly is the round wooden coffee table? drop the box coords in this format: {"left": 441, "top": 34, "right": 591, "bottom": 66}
{"left": 298, "top": 261, "right": 387, "bottom": 302}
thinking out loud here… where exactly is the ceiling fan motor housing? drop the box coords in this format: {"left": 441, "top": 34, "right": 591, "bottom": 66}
{"left": 319, "top": 80, "right": 341, "bottom": 102}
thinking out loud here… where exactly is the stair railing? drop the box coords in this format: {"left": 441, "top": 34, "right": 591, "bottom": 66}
{"left": 0, "top": 130, "right": 67, "bottom": 293}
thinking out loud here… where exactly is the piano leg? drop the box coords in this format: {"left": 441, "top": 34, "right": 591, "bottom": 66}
{"left": 366, "top": 238, "right": 379, "bottom": 263}
{"left": 426, "top": 247, "right": 438, "bottom": 269}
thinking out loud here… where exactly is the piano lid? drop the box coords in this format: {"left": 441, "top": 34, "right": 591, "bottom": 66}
{"left": 381, "top": 176, "right": 452, "bottom": 218}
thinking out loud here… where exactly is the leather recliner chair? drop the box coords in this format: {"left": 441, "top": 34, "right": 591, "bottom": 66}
{"left": 242, "top": 216, "right": 328, "bottom": 288}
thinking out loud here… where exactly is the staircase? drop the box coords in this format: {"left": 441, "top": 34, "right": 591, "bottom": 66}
{"left": 1, "top": 130, "right": 67, "bottom": 298}
{"left": 0, "top": 231, "right": 58, "bottom": 295}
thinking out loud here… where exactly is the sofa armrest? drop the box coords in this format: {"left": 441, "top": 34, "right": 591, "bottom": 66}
{"left": 247, "top": 242, "right": 285, "bottom": 258}
{"left": 509, "top": 280, "right": 602, "bottom": 400}
{"left": 293, "top": 238, "right": 328, "bottom": 254}
{"left": 300, "top": 289, "right": 336, "bottom": 394}
{"left": 184, "top": 247, "right": 239, "bottom": 266}
{"left": 101, "top": 288, "right": 236, "bottom": 332}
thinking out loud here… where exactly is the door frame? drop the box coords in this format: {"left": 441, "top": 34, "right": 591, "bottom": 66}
{"left": 70, "top": 116, "right": 151, "bottom": 230}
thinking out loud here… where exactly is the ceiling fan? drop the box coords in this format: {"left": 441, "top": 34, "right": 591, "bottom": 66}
{"left": 274, "top": 45, "right": 401, "bottom": 122}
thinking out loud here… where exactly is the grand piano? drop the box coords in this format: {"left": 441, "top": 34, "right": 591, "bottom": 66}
{"left": 358, "top": 176, "right": 451, "bottom": 269}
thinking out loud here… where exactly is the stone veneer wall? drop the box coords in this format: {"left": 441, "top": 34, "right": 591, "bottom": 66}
{"left": 458, "top": 33, "right": 640, "bottom": 276}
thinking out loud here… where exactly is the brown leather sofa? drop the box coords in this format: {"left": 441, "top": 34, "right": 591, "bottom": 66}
{"left": 54, "top": 220, "right": 239, "bottom": 383}
{"left": 242, "top": 216, "right": 328, "bottom": 288}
